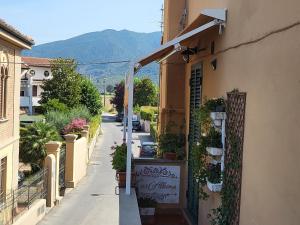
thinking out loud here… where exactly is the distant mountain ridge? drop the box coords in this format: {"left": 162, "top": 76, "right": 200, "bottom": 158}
{"left": 22, "top": 29, "right": 161, "bottom": 84}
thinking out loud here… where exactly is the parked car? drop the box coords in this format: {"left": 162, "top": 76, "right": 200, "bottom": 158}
{"left": 132, "top": 120, "right": 142, "bottom": 131}
{"left": 139, "top": 142, "right": 158, "bottom": 158}
{"left": 115, "top": 112, "right": 124, "bottom": 122}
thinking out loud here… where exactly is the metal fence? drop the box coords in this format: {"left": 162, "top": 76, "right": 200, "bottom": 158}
{"left": 59, "top": 143, "right": 66, "bottom": 196}
{"left": 0, "top": 168, "right": 48, "bottom": 225}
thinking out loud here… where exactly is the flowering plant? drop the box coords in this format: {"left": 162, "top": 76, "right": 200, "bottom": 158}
{"left": 63, "top": 118, "right": 87, "bottom": 134}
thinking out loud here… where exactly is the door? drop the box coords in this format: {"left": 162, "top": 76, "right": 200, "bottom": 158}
{"left": 187, "top": 63, "right": 203, "bottom": 224}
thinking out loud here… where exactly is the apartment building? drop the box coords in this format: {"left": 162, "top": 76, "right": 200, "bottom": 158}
{"left": 21, "top": 57, "right": 51, "bottom": 115}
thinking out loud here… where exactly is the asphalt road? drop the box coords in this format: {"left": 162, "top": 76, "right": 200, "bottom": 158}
{"left": 39, "top": 113, "right": 123, "bottom": 225}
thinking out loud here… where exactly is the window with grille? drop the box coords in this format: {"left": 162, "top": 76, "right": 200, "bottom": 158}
{"left": 0, "top": 157, "right": 7, "bottom": 202}
{"left": 0, "top": 52, "right": 8, "bottom": 120}
{"left": 32, "top": 85, "right": 38, "bottom": 97}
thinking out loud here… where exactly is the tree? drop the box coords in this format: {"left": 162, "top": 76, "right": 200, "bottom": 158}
{"left": 134, "top": 77, "right": 158, "bottom": 106}
{"left": 110, "top": 81, "right": 124, "bottom": 113}
{"left": 20, "top": 122, "right": 60, "bottom": 170}
{"left": 106, "top": 84, "right": 114, "bottom": 94}
{"left": 39, "top": 58, "right": 82, "bottom": 108}
{"left": 110, "top": 77, "right": 158, "bottom": 113}
{"left": 80, "top": 77, "right": 103, "bottom": 115}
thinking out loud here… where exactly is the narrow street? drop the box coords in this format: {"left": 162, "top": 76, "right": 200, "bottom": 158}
{"left": 39, "top": 113, "right": 122, "bottom": 225}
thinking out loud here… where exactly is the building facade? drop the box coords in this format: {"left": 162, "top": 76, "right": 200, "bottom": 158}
{"left": 158, "top": 1, "right": 300, "bottom": 225}
{"left": 21, "top": 57, "right": 52, "bottom": 115}
{"left": 0, "top": 19, "right": 33, "bottom": 200}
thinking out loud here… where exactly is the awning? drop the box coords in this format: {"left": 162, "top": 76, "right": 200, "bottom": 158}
{"left": 136, "top": 9, "right": 227, "bottom": 69}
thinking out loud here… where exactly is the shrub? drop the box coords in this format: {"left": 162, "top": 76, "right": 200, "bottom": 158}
{"left": 158, "top": 132, "right": 185, "bottom": 159}
{"left": 63, "top": 118, "right": 87, "bottom": 135}
{"left": 45, "top": 111, "right": 70, "bottom": 133}
{"left": 68, "top": 105, "right": 92, "bottom": 122}
{"left": 111, "top": 143, "right": 127, "bottom": 172}
{"left": 41, "top": 98, "right": 68, "bottom": 113}
{"left": 150, "top": 122, "right": 158, "bottom": 142}
{"left": 20, "top": 122, "right": 60, "bottom": 169}
{"left": 89, "top": 115, "right": 101, "bottom": 141}
{"left": 45, "top": 106, "right": 91, "bottom": 134}
{"left": 140, "top": 106, "right": 158, "bottom": 121}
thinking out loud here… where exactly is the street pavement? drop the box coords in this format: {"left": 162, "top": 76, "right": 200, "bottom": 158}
{"left": 38, "top": 113, "right": 123, "bottom": 225}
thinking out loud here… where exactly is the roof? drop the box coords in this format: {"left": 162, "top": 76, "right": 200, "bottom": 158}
{"left": 0, "top": 19, "right": 34, "bottom": 45}
{"left": 22, "top": 56, "right": 51, "bottom": 68}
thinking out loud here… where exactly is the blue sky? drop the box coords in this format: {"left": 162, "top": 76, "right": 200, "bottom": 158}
{"left": 1, "top": 0, "right": 163, "bottom": 45}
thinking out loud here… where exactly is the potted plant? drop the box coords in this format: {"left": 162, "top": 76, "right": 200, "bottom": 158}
{"left": 207, "top": 163, "right": 222, "bottom": 192}
{"left": 158, "top": 133, "right": 185, "bottom": 160}
{"left": 205, "top": 98, "right": 226, "bottom": 126}
{"left": 205, "top": 128, "right": 223, "bottom": 156}
{"left": 138, "top": 197, "right": 157, "bottom": 216}
{"left": 111, "top": 143, "right": 135, "bottom": 187}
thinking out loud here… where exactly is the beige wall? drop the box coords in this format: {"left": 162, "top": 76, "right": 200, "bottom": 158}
{"left": 65, "top": 135, "right": 88, "bottom": 188}
{"left": 162, "top": 0, "right": 300, "bottom": 224}
{"left": 0, "top": 38, "right": 23, "bottom": 193}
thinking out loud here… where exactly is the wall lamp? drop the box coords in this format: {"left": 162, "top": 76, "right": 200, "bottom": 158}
{"left": 211, "top": 59, "right": 217, "bottom": 70}
{"left": 181, "top": 47, "right": 205, "bottom": 63}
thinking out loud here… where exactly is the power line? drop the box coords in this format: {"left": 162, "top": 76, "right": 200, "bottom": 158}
{"left": 0, "top": 59, "right": 131, "bottom": 66}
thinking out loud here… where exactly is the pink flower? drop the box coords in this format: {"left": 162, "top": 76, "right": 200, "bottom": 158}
{"left": 63, "top": 118, "right": 87, "bottom": 134}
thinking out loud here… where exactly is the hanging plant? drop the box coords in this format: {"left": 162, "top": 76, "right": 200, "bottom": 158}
{"left": 208, "top": 136, "right": 241, "bottom": 225}
{"left": 190, "top": 97, "right": 225, "bottom": 199}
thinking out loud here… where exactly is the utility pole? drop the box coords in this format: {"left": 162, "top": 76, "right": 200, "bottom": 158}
{"left": 103, "top": 78, "right": 106, "bottom": 107}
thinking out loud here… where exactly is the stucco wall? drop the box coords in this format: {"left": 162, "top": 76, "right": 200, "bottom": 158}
{"left": 0, "top": 38, "right": 22, "bottom": 193}
{"left": 162, "top": 0, "right": 300, "bottom": 224}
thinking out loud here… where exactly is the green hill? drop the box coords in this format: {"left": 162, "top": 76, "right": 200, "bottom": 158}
{"left": 22, "top": 29, "right": 161, "bottom": 85}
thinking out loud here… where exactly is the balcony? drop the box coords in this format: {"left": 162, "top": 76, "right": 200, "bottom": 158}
{"left": 20, "top": 96, "right": 41, "bottom": 107}
{"left": 20, "top": 96, "right": 30, "bottom": 107}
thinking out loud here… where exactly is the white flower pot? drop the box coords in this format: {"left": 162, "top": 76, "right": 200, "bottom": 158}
{"left": 207, "top": 179, "right": 222, "bottom": 192}
{"left": 140, "top": 207, "right": 156, "bottom": 216}
{"left": 210, "top": 112, "right": 226, "bottom": 120}
{"left": 206, "top": 147, "right": 223, "bottom": 156}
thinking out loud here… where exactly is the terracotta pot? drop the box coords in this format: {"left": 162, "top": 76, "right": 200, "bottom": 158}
{"left": 116, "top": 171, "right": 136, "bottom": 187}
{"left": 163, "top": 152, "right": 177, "bottom": 160}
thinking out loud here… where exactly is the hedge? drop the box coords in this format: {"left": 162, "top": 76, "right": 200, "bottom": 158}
{"left": 150, "top": 122, "right": 158, "bottom": 142}
{"left": 89, "top": 115, "right": 101, "bottom": 141}
{"left": 140, "top": 106, "right": 158, "bottom": 122}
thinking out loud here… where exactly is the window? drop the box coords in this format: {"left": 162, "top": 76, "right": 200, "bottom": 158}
{"left": 0, "top": 52, "right": 8, "bottom": 120}
{"left": 20, "top": 90, "right": 25, "bottom": 96}
{"left": 0, "top": 157, "right": 7, "bottom": 202}
{"left": 44, "top": 70, "right": 49, "bottom": 77}
{"left": 32, "top": 85, "right": 38, "bottom": 97}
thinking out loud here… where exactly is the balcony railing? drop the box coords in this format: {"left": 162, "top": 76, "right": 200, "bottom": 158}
{"left": 20, "top": 96, "right": 41, "bottom": 107}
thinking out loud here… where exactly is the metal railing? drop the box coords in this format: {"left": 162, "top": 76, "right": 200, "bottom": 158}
{"left": 59, "top": 144, "right": 66, "bottom": 196}
{"left": 0, "top": 168, "right": 48, "bottom": 225}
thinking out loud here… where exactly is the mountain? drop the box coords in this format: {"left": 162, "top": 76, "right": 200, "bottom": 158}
{"left": 22, "top": 29, "right": 161, "bottom": 85}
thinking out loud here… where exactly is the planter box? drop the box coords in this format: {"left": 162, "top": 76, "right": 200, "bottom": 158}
{"left": 139, "top": 207, "right": 156, "bottom": 216}
{"left": 206, "top": 147, "right": 223, "bottom": 156}
{"left": 116, "top": 171, "right": 136, "bottom": 187}
{"left": 207, "top": 179, "right": 222, "bottom": 192}
{"left": 163, "top": 152, "right": 177, "bottom": 160}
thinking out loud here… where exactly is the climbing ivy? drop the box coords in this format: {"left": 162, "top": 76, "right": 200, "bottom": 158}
{"left": 208, "top": 136, "right": 241, "bottom": 225}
